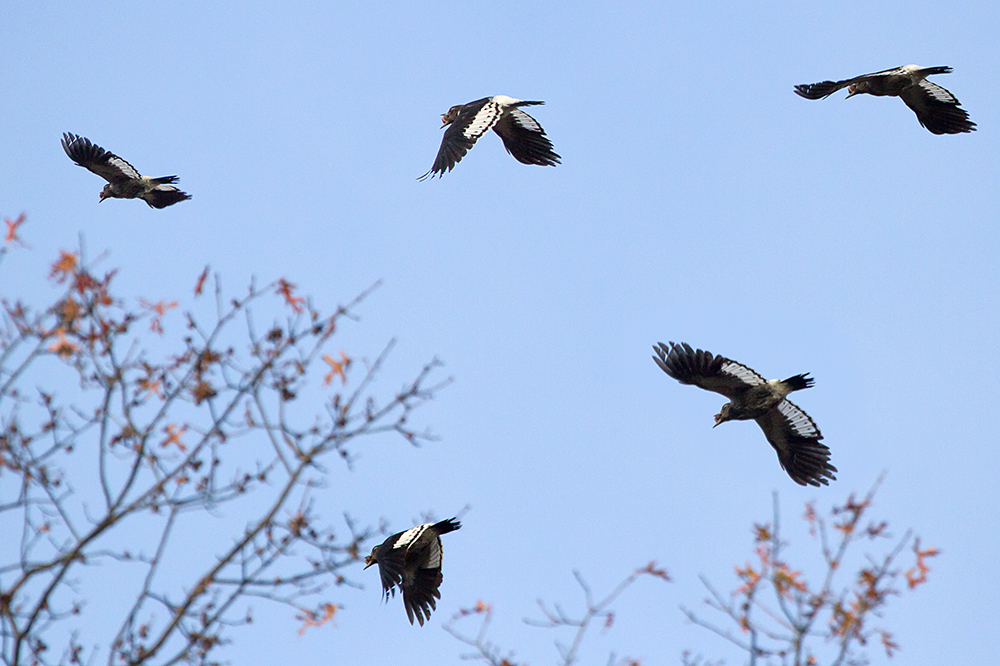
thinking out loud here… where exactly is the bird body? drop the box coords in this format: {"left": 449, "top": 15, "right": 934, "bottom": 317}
{"left": 794, "top": 65, "right": 975, "bottom": 135}
{"left": 715, "top": 374, "right": 813, "bottom": 423}
{"left": 653, "top": 342, "right": 836, "bottom": 487}
{"left": 419, "top": 96, "right": 560, "bottom": 180}
{"left": 62, "top": 133, "right": 191, "bottom": 208}
{"left": 364, "top": 518, "right": 460, "bottom": 625}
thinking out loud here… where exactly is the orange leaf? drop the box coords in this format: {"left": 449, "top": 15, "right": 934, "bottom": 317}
{"left": 881, "top": 630, "right": 899, "bottom": 657}
{"left": 296, "top": 603, "right": 338, "bottom": 634}
{"left": 138, "top": 377, "right": 164, "bottom": 399}
{"left": 772, "top": 563, "right": 808, "bottom": 597}
{"left": 904, "top": 539, "right": 940, "bottom": 589}
{"left": 50, "top": 251, "right": 79, "bottom": 282}
{"left": 323, "top": 351, "right": 351, "bottom": 385}
{"left": 47, "top": 328, "right": 79, "bottom": 358}
{"left": 141, "top": 299, "right": 178, "bottom": 317}
{"left": 735, "top": 563, "right": 761, "bottom": 594}
{"left": 4, "top": 212, "right": 27, "bottom": 245}
{"left": 194, "top": 265, "right": 210, "bottom": 296}
{"left": 753, "top": 522, "right": 772, "bottom": 542}
{"left": 140, "top": 299, "right": 178, "bottom": 334}
{"left": 161, "top": 424, "right": 188, "bottom": 451}
{"left": 638, "top": 561, "right": 671, "bottom": 581}
{"left": 277, "top": 278, "right": 305, "bottom": 313}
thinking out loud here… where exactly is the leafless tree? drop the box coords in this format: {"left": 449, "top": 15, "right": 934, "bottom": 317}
{"left": 444, "top": 476, "right": 936, "bottom": 666}
{"left": 445, "top": 563, "right": 671, "bottom": 666}
{"left": 683, "top": 474, "right": 938, "bottom": 666}
{"left": 1, "top": 216, "right": 450, "bottom": 666}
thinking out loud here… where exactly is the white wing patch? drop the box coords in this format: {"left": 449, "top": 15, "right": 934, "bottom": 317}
{"left": 463, "top": 103, "right": 503, "bottom": 140}
{"left": 509, "top": 108, "right": 543, "bottom": 132}
{"left": 776, "top": 399, "right": 821, "bottom": 439}
{"left": 490, "top": 95, "right": 521, "bottom": 106}
{"left": 424, "top": 538, "right": 442, "bottom": 569}
{"left": 393, "top": 523, "right": 429, "bottom": 549}
{"left": 917, "top": 79, "right": 959, "bottom": 104}
{"left": 720, "top": 360, "right": 766, "bottom": 387}
{"left": 107, "top": 155, "right": 142, "bottom": 180}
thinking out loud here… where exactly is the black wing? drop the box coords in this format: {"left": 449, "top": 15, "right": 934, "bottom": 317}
{"left": 372, "top": 545, "right": 405, "bottom": 601}
{"left": 653, "top": 342, "right": 765, "bottom": 400}
{"left": 418, "top": 98, "right": 501, "bottom": 180}
{"left": 62, "top": 133, "right": 143, "bottom": 185}
{"left": 755, "top": 399, "right": 836, "bottom": 487}
{"left": 898, "top": 79, "right": 976, "bottom": 134}
{"left": 399, "top": 518, "right": 459, "bottom": 625}
{"left": 492, "top": 107, "right": 560, "bottom": 166}
{"left": 401, "top": 554, "right": 444, "bottom": 626}
{"left": 793, "top": 66, "right": 916, "bottom": 99}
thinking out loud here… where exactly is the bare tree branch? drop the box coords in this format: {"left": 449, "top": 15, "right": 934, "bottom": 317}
{"left": 0, "top": 237, "right": 449, "bottom": 666}
{"left": 685, "top": 475, "right": 936, "bottom": 666}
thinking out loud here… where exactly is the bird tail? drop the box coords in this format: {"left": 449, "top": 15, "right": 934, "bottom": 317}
{"left": 432, "top": 518, "right": 461, "bottom": 534}
{"left": 143, "top": 186, "right": 191, "bottom": 209}
{"left": 914, "top": 66, "right": 952, "bottom": 77}
{"left": 793, "top": 82, "right": 841, "bottom": 100}
{"left": 149, "top": 175, "right": 180, "bottom": 185}
{"left": 782, "top": 373, "right": 814, "bottom": 392}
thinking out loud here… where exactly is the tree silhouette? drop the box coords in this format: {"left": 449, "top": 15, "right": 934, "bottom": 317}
{"left": 0, "top": 215, "right": 450, "bottom": 666}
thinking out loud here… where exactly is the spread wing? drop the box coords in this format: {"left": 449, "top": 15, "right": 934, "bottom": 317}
{"left": 899, "top": 79, "right": 976, "bottom": 134}
{"left": 418, "top": 98, "right": 501, "bottom": 180}
{"left": 401, "top": 537, "right": 445, "bottom": 626}
{"left": 62, "top": 133, "right": 143, "bottom": 185}
{"left": 373, "top": 549, "right": 404, "bottom": 600}
{"left": 492, "top": 107, "right": 561, "bottom": 166}
{"left": 653, "top": 341, "right": 764, "bottom": 400}
{"left": 755, "top": 399, "right": 836, "bottom": 487}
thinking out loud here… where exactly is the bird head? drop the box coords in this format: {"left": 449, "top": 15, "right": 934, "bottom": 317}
{"left": 713, "top": 403, "right": 733, "bottom": 427}
{"left": 99, "top": 185, "right": 113, "bottom": 202}
{"left": 440, "top": 105, "right": 462, "bottom": 127}
{"left": 363, "top": 546, "right": 379, "bottom": 569}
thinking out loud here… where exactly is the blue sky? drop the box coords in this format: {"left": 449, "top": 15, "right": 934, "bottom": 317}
{"left": 2, "top": 1, "right": 997, "bottom": 664}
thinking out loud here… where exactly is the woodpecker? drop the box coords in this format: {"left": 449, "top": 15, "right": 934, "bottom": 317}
{"left": 62, "top": 133, "right": 191, "bottom": 208}
{"left": 419, "top": 96, "right": 560, "bottom": 180}
{"left": 653, "top": 342, "right": 836, "bottom": 487}
{"left": 364, "top": 518, "right": 461, "bottom": 625}
{"left": 794, "top": 65, "right": 975, "bottom": 135}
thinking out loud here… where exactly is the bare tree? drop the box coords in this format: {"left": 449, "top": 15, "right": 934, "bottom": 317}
{"left": 684, "top": 474, "right": 939, "bottom": 666}
{"left": 444, "top": 477, "right": 936, "bottom": 666}
{"left": 0, "top": 216, "right": 450, "bottom": 666}
{"left": 444, "top": 563, "right": 671, "bottom": 666}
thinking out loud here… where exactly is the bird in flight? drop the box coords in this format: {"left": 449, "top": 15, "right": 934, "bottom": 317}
{"left": 419, "top": 96, "right": 560, "bottom": 180}
{"left": 794, "top": 65, "right": 975, "bottom": 135}
{"left": 62, "top": 133, "right": 191, "bottom": 208}
{"left": 364, "top": 517, "right": 461, "bottom": 625}
{"left": 653, "top": 342, "right": 836, "bottom": 487}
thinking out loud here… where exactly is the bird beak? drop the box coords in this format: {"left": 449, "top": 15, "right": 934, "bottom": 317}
{"left": 439, "top": 116, "right": 449, "bottom": 128}
{"left": 363, "top": 558, "right": 375, "bottom": 569}
{"left": 712, "top": 414, "right": 723, "bottom": 428}
{"left": 846, "top": 89, "right": 859, "bottom": 99}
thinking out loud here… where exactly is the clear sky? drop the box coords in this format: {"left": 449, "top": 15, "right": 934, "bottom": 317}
{"left": 2, "top": 1, "right": 997, "bottom": 664}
